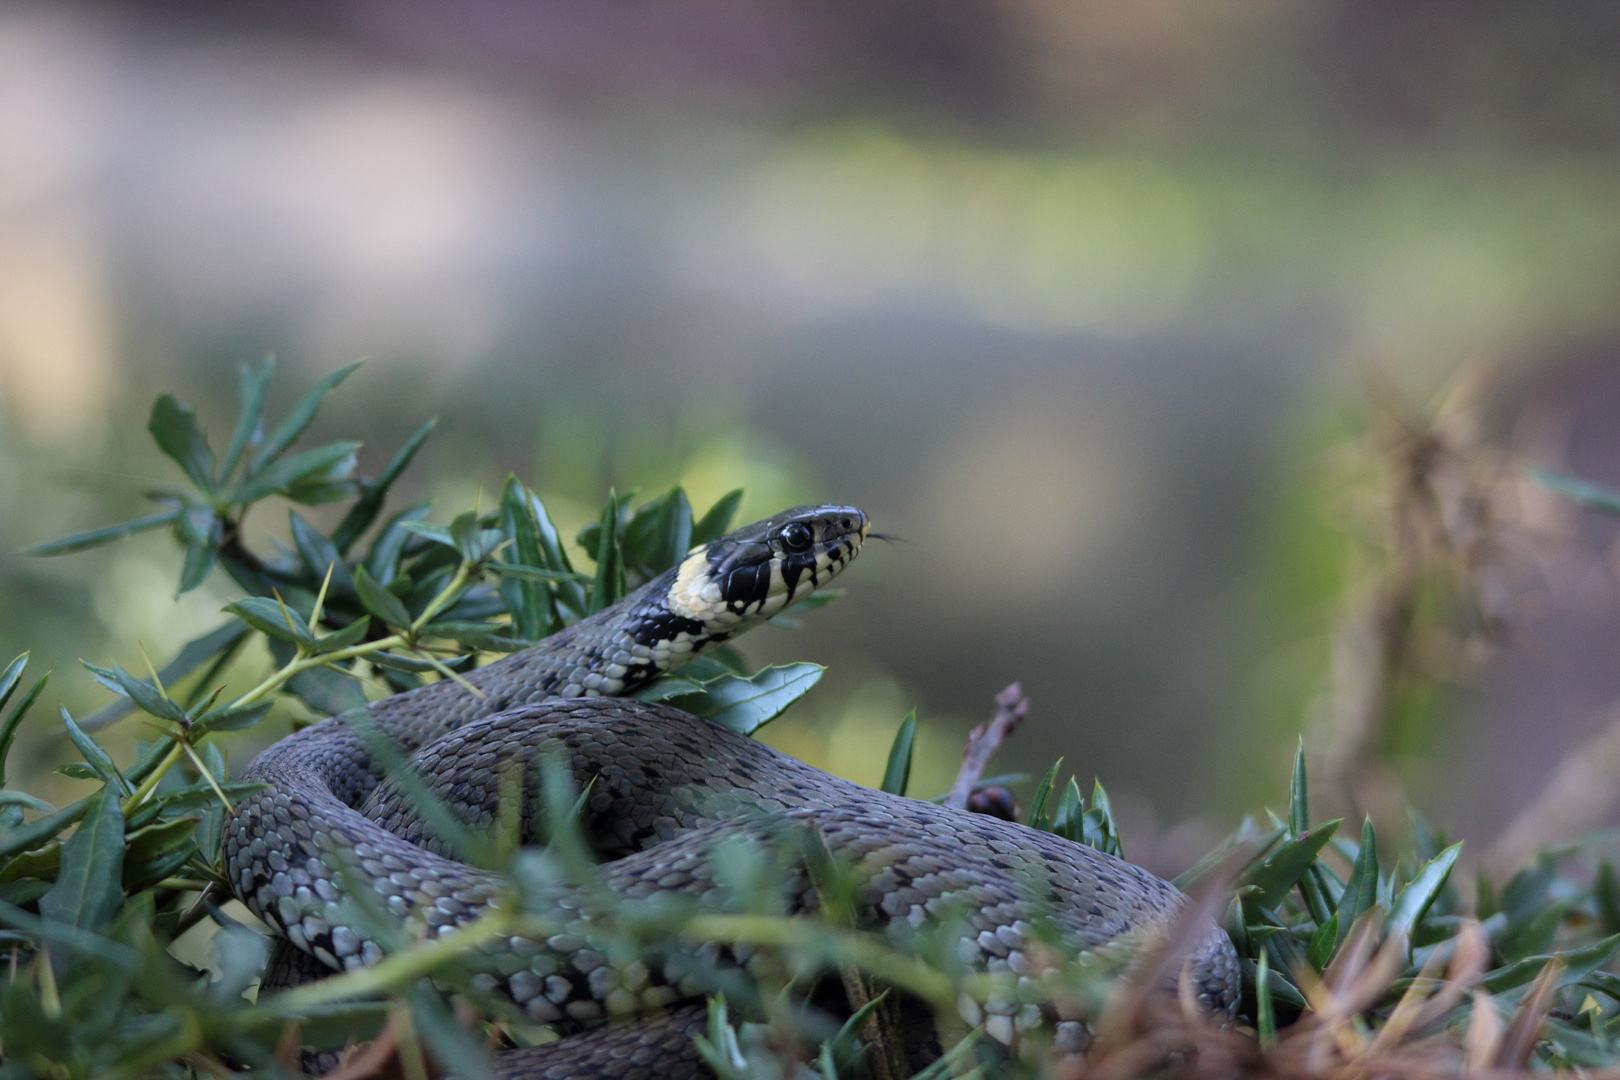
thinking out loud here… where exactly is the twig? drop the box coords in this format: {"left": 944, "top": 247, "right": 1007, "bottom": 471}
{"left": 944, "top": 683, "right": 1026, "bottom": 811}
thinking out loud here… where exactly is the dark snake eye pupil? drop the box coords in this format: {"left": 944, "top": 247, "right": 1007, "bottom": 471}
{"left": 782, "top": 522, "right": 813, "bottom": 553}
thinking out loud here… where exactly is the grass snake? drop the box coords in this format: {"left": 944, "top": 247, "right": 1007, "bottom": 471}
{"left": 226, "top": 505, "right": 1238, "bottom": 1076}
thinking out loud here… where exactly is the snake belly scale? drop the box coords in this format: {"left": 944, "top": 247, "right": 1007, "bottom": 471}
{"left": 226, "top": 505, "right": 1238, "bottom": 1076}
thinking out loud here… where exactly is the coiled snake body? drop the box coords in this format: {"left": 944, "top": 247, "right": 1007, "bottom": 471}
{"left": 227, "top": 506, "right": 1238, "bottom": 1077}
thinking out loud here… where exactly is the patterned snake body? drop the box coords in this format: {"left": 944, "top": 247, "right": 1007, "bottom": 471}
{"left": 227, "top": 505, "right": 1238, "bottom": 1076}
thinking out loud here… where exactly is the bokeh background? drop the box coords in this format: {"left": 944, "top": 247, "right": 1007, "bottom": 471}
{"left": 7, "top": 2, "right": 1620, "bottom": 877}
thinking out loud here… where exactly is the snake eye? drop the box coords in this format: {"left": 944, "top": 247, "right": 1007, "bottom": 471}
{"left": 780, "top": 522, "right": 813, "bottom": 554}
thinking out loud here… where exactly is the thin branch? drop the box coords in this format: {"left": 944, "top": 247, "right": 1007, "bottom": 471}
{"left": 944, "top": 683, "right": 1026, "bottom": 811}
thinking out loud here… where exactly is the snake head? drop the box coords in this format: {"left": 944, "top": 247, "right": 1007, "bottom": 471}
{"left": 669, "top": 504, "right": 869, "bottom": 622}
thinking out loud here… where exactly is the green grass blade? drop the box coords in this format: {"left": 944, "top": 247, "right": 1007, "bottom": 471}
{"left": 1025, "top": 759, "right": 1064, "bottom": 832}
{"left": 1256, "top": 949, "right": 1276, "bottom": 1048}
{"left": 1288, "top": 737, "right": 1308, "bottom": 836}
{"left": 880, "top": 710, "right": 917, "bottom": 796}
{"left": 1336, "top": 817, "right": 1379, "bottom": 946}
{"left": 586, "top": 490, "right": 625, "bottom": 614}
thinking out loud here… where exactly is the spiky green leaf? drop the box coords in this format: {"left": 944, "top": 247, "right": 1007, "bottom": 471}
{"left": 880, "top": 710, "right": 917, "bottom": 796}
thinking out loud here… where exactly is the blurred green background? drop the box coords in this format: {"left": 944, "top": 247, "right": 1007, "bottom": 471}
{"left": 7, "top": 1, "right": 1620, "bottom": 877}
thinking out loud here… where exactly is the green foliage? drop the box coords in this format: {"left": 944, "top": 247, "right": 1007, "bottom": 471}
{"left": 0, "top": 365, "right": 867, "bottom": 1077}
{"left": 880, "top": 710, "right": 917, "bottom": 796}
{"left": 4, "top": 365, "right": 1620, "bottom": 1079}
{"left": 635, "top": 663, "right": 825, "bottom": 736}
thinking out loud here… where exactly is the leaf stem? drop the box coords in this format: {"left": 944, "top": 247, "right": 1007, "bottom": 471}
{"left": 231, "top": 561, "right": 473, "bottom": 711}
{"left": 252, "top": 906, "right": 514, "bottom": 1015}
{"left": 123, "top": 740, "right": 185, "bottom": 818}
{"left": 411, "top": 562, "right": 472, "bottom": 631}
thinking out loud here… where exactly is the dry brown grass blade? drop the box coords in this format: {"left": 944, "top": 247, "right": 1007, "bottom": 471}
{"left": 1366, "top": 939, "right": 1452, "bottom": 1056}
{"left": 322, "top": 1010, "right": 405, "bottom": 1080}
{"left": 1089, "top": 873, "right": 1238, "bottom": 1053}
{"left": 1493, "top": 959, "right": 1561, "bottom": 1070}
{"left": 1361, "top": 919, "right": 1489, "bottom": 1064}
{"left": 273, "top": 1020, "right": 304, "bottom": 1071}
{"left": 1317, "top": 910, "right": 1381, "bottom": 1002}
{"left": 1463, "top": 988, "right": 1503, "bottom": 1075}
{"left": 1409, "top": 918, "right": 1490, "bottom": 1032}
{"left": 1326, "top": 922, "right": 1409, "bottom": 1022}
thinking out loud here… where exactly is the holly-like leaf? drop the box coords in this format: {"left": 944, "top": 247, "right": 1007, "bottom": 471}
{"left": 1242, "top": 820, "right": 1342, "bottom": 910}
{"left": 366, "top": 502, "right": 431, "bottom": 585}
{"left": 26, "top": 509, "right": 182, "bottom": 557}
{"left": 331, "top": 416, "right": 438, "bottom": 554}
{"left": 0, "top": 791, "right": 54, "bottom": 814}
{"left": 175, "top": 503, "right": 222, "bottom": 594}
{"left": 630, "top": 675, "right": 706, "bottom": 702}
{"left": 80, "top": 662, "right": 187, "bottom": 726}
{"left": 419, "top": 621, "right": 527, "bottom": 653}
{"left": 1081, "top": 781, "right": 1123, "bottom": 857}
{"left": 1288, "top": 739, "right": 1308, "bottom": 837}
{"left": 368, "top": 651, "right": 470, "bottom": 674}
{"left": 1336, "top": 818, "right": 1379, "bottom": 947}
{"left": 398, "top": 520, "right": 456, "bottom": 551}
{"left": 1049, "top": 777, "right": 1084, "bottom": 841}
{"left": 661, "top": 664, "right": 824, "bottom": 736}
{"left": 1026, "top": 759, "right": 1064, "bottom": 832}
{"left": 148, "top": 394, "right": 217, "bottom": 494}
{"left": 220, "top": 356, "right": 276, "bottom": 483}
{"left": 194, "top": 700, "right": 273, "bottom": 733}
{"left": 225, "top": 597, "right": 318, "bottom": 647}
{"left": 1388, "top": 841, "right": 1462, "bottom": 942}
{"left": 249, "top": 361, "right": 361, "bottom": 473}
{"left": 231, "top": 441, "right": 362, "bottom": 505}
{"left": 448, "top": 510, "right": 505, "bottom": 566}
{"left": 497, "top": 478, "right": 553, "bottom": 640}
{"left": 621, "top": 487, "right": 694, "bottom": 578}
{"left": 79, "top": 622, "right": 249, "bottom": 731}
{"left": 692, "top": 489, "right": 744, "bottom": 546}
{"left": 353, "top": 565, "right": 414, "bottom": 629}
{"left": 285, "top": 446, "right": 362, "bottom": 505}
{"left": 311, "top": 617, "right": 371, "bottom": 656}
{"left": 39, "top": 789, "right": 125, "bottom": 933}
{"left": 290, "top": 511, "right": 352, "bottom": 592}
{"left": 61, "top": 708, "right": 131, "bottom": 795}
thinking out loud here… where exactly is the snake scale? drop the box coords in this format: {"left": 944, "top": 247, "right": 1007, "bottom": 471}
{"left": 226, "top": 505, "right": 1239, "bottom": 1077}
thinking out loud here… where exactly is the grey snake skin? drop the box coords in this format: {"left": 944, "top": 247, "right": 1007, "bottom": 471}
{"left": 226, "top": 505, "right": 1238, "bottom": 1077}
